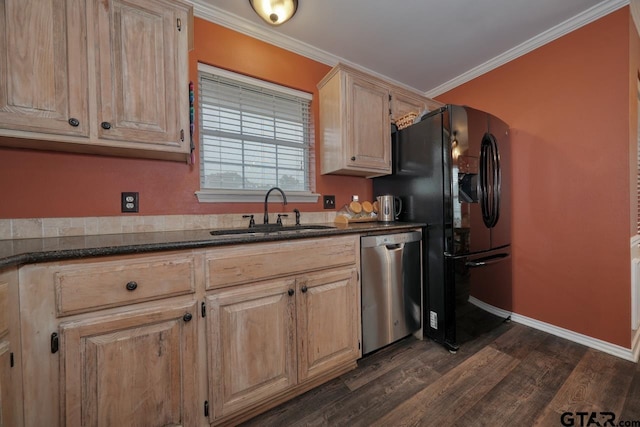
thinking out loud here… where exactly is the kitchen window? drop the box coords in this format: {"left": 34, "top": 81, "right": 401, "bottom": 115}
{"left": 195, "top": 63, "right": 318, "bottom": 203}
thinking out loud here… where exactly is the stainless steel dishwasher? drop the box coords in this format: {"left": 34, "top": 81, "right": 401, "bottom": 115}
{"left": 361, "top": 230, "right": 422, "bottom": 354}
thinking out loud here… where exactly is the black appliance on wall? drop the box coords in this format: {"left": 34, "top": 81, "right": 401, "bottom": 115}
{"left": 373, "top": 104, "right": 512, "bottom": 352}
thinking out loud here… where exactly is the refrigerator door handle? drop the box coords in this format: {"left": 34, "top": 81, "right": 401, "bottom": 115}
{"left": 480, "top": 133, "right": 501, "bottom": 228}
{"left": 465, "top": 252, "right": 510, "bottom": 268}
{"left": 480, "top": 135, "right": 492, "bottom": 227}
{"left": 490, "top": 135, "right": 501, "bottom": 227}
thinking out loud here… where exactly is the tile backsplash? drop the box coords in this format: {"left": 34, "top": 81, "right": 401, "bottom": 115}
{"left": 0, "top": 212, "right": 337, "bottom": 240}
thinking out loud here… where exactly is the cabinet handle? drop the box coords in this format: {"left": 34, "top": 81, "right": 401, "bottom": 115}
{"left": 351, "top": 156, "right": 356, "bottom": 161}
{"left": 101, "top": 121, "right": 112, "bottom": 130}
{"left": 68, "top": 118, "right": 80, "bottom": 127}
{"left": 125, "top": 281, "right": 138, "bottom": 291}
{"left": 183, "top": 313, "right": 193, "bottom": 322}
{"left": 51, "top": 332, "right": 59, "bottom": 354}
{"left": 301, "top": 285, "right": 308, "bottom": 293}
{"left": 288, "top": 289, "right": 294, "bottom": 296}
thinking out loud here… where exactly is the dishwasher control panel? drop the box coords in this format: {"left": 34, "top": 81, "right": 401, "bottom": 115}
{"left": 361, "top": 230, "right": 422, "bottom": 248}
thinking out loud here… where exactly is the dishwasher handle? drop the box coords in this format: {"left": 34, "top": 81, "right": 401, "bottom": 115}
{"left": 384, "top": 243, "right": 404, "bottom": 251}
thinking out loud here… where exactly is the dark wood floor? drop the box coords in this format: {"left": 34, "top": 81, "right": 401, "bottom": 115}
{"left": 242, "top": 321, "right": 640, "bottom": 426}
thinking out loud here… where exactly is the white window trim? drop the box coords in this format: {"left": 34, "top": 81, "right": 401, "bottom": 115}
{"left": 195, "top": 189, "right": 319, "bottom": 203}
{"left": 196, "top": 63, "right": 318, "bottom": 203}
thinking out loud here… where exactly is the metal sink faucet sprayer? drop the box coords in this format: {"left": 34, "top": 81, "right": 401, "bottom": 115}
{"left": 264, "top": 187, "right": 288, "bottom": 224}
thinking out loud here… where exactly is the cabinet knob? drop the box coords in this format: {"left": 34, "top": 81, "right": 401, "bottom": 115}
{"left": 183, "top": 313, "right": 193, "bottom": 322}
{"left": 125, "top": 281, "right": 138, "bottom": 291}
{"left": 288, "top": 288, "right": 295, "bottom": 296}
{"left": 68, "top": 118, "right": 80, "bottom": 127}
{"left": 101, "top": 121, "right": 112, "bottom": 130}
{"left": 350, "top": 156, "right": 356, "bottom": 161}
{"left": 301, "top": 285, "right": 308, "bottom": 293}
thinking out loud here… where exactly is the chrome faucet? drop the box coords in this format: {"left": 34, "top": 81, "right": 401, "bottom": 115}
{"left": 264, "top": 187, "right": 288, "bottom": 224}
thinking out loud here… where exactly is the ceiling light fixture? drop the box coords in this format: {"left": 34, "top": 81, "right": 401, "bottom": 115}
{"left": 249, "top": 0, "right": 298, "bottom": 26}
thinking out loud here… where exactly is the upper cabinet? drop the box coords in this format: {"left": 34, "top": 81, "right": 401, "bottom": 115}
{"left": 0, "top": 0, "right": 89, "bottom": 138}
{"left": 318, "top": 65, "right": 391, "bottom": 177}
{"left": 318, "top": 63, "right": 441, "bottom": 177}
{"left": 0, "top": 0, "right": 192, "bottom": 161}
{"left": 94, "top": 0, "right": 189, "bottom": 149}
{"left": 390, "top": 88, "right": 429, "bottom": 121}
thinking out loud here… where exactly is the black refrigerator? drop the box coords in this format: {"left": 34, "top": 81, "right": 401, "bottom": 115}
{"left": 373, "top": 104, "right": 512, "bottom": 352}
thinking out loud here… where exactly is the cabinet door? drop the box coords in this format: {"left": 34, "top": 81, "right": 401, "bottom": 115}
{"left": 297, "top": 267, "right": 359, "bottom": 382}
{"left": 206, "top": 278, "right": 297, "bottom": 421}
{"left": 0, "top": 0, "right": 89, "bottom": 136}
{"left": 0, "top": 268, "right": 22, "bottom": 427}
{"left": 0, "top": 340, "right": 10, "bottom": 427}
{"left": 391, "top": 89, "right": 427, "bottom": 122}
{"left": 60, "top": 301, "right": 198, "bottom": 427}
{"left": 93, "top": 0, "right": 189, "bottom": 151}
{"left": 347, "top": 74, "right": 391, "bottom": 173}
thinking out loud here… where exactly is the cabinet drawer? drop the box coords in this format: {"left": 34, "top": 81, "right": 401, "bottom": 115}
{"left": 206, "top": 236, "right": 357, "bottom": 289}
{"left": 55, "top": 255, "right": 196, "bottom": 316}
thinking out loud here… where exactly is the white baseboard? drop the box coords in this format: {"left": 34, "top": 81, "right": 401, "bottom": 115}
{"left": 633, "top": 328, "right": 640, "bottom": 362}
{"left": 469, "top": 296, "right": 638, "bottom": 362}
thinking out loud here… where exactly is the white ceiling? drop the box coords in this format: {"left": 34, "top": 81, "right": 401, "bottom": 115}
{"left": 192, "top": 0, "right": 628, "bottom": 97}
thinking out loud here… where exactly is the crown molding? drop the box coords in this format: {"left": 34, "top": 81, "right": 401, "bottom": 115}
{"left": 190, "top": 0, "right": 337, "bottom": 66}
{"left": 425, "top": 0, "right": 630, "bottom": 97}
{"left": 190, "top": 1, "right": 629, "bottom": 98}
{"left": 189, "top": 0, "right": 439, "bottom": 94}
{"left": 631, "top": 0, "right": 640, "bottom": 35}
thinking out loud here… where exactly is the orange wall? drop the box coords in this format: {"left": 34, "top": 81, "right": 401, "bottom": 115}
{"left": 437, "top": 8, "right": 633, "bottom": 347}
{"left": 0, "top": 18, "right": 371, "bottom": 219}
{"left": 629, "top": 14, "right": 640, "bottom": 238}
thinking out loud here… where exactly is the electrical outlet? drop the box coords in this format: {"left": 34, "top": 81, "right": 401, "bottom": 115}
{"left": 323, "top": 195, "right": 335, "bottom": 209}
{"left": 430, "top": 311, "right": 438, "bottom": 329}
{"left": 121, "top": 192, "right": 139, "bottom": 213}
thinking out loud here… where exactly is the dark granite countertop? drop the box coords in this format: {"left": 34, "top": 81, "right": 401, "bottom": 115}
{"left": 0, "top": 222, "right": 425, "bottom": 269}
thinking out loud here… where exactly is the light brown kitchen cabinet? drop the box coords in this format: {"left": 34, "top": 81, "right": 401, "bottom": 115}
{"left": 296, "top": 267, "right": 359, "bottom": 382}
{"left": 204, "top": 236, "right": 361, "bottom": 425}
{"left": 12, "top": 235, "right": 362, "bottom": 426}
{"left": 17, "top": 251, "right": 200, "bottom": 427}
{"left": 0, "top": 0, "right": 89, "bottom": 137}
{"left": 206, "top": 278, "right": 298, "bottom": 420}
{"left": 0, "top": 267, "right": 23, "bottom": 427}
{"left": 318, "top": 63, "right": 442, "bottom": 177}
{"left": 94, "top": 0, "right": 190, "bottom": 151}
{"left": 319, "top": 64, "right": 391, "bottom": 177}
{"left": 390, "top": 88, "right": 429, "bottom": 122}
{"left": 59, "top": 301, "right": 199, "bottom": 427}
{"left": 0, "top": 0, "right": 192, "bottom": 161}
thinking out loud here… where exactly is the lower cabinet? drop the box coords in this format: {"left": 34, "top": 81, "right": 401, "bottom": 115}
{"left": 59, "top": 301, "right": 199, "bottom": 427}
{"left": 0, "top": 267, "right": 23, "bottom": 427}
{"left": 17, "top": 251, "right": 201, "bottom": 427}
{"left": 206, "top": 266, "right": 359, "bottom": 424}
{"left": 0, "top": 341, "right": 11, "bottom": 427}
{"left": 206, "top": 278, "right": 298, "bottom": 419}
{"left": 13, "top": 235, "right": 362, "bottom": 427}
{"left": 297, "top": 268, "right": 359, "bottom": 382}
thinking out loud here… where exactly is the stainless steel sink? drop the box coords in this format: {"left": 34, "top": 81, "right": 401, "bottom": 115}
{"left": 209, "top": 224, "right": 335, "bottom": 236}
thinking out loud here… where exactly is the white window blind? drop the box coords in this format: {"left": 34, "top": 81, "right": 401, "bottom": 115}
{"left": 198, "top": 64, "right": 315, "bottom": 200}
